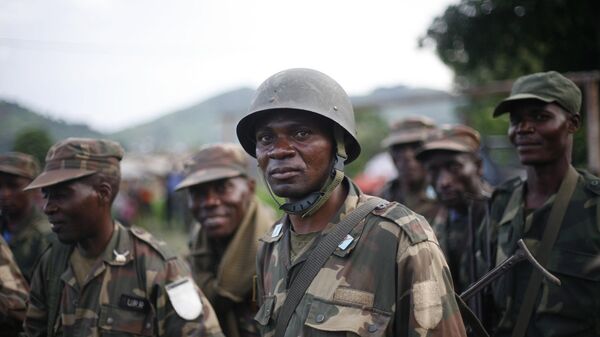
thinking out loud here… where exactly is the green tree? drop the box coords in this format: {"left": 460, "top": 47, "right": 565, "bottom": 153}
{"left": 422, "top": 0, "right": 597, "bottom": 167}
{"left": 12, "top": 128, "right": 53, "bottom": 166}
{"left": 422, "top": 0, "right": 600, "bottom": 87}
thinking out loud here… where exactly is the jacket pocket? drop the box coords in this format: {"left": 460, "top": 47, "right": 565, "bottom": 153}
{"left": 304, "top": 297, "right": 391, "bottom": 337}
{"left": 254, "top": 295, "right": 276, "bottom": 326}
{"left": 99, "top": 304, "right": 154, "bottom": 336}
{"left": 547, "top": 248, "right": 600, "bottom": 281}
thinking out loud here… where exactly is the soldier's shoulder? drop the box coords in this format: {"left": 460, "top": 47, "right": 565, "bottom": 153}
{"left": 369, "top": 199, "right": 432, "bottom": 245}
{"left": 578, "top": 169, "right": 600, "bottom": 196}
{"left": 129, "top": 226, "right": 177, "bottom": 260}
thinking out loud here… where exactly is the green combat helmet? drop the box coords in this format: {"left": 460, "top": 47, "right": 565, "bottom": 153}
{"left": 236, "top": 68, "right": 361, "bottom": 217}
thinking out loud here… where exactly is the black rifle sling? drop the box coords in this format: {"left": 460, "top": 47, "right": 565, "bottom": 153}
{"left": 274, "top": 197, "right": 386, "bottom": 337}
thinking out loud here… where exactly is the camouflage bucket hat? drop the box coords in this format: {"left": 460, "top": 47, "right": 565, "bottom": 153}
{"left": 24, "top": 138, "right": 124, "bottom": 190}
{"left": 175, "top": 143, "right": 249, "bottom": 191}
{"left": 416, "top": 124, "right": 481, "bottom": 161}
{"left": 0, "top": 152, "right": 40, "bottom": 179}
{"left": 381, "top": 116, "right": 437, "bottom": 148}
{"left": 494, "top": 71, "right": 582, "bottom": 117}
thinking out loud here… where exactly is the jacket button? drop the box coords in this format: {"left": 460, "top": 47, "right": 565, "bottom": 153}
{"left": 591, "top": 180, "right": 599, "bottom": 186}
{"left": 106, "top": 317, "right": 114, "bottom": 324}
{"left": 368, "top": 324, "right": 378, "bottom": 333}
{"left": 315, "top": 314, "right": 325, "bottom": 323}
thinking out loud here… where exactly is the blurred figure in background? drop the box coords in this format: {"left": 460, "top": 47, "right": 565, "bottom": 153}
{"left": 377, "top": 117, "right": 440, "bottom": 222}
{"left": 177, "top": 143, "right": 274, "bottom": 337}
{"left": 0, "top": 152, "right": 52, "bottom": 280}
{"left": 416, "top": 125, "right": 492, "bottom": 297}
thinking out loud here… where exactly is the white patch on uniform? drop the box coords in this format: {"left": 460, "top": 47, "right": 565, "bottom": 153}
{"left": 337, "top": 234, "right": 354, "bottom": 250}
{"left": 412, "top": 280, "right": 443, "bottom": 330}
{"left": 272, "top": 223, "right": 283, "bottom": 237}
{"left": 165, "top": 277, "right": 203, "bottom": 320}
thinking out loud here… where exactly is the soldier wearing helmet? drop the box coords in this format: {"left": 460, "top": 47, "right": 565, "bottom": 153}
{"left": 378, "top": 117, "right": 440, "bottom": 222}
{"left": 236, "top": 68, "right": 466, "bottom": 337}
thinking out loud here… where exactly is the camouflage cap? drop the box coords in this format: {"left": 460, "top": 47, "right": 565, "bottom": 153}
{"left": 175, "top": 143, "right": 249, "bottom": 191}
{"left": 494, "top": 71, "right": 582, "bottom": 117}
{"left": 24, "top": 138, "right": 124, "bottom": 190}
{"left": 416, "top": 124, "right": 481, "bottom": 161}
{"left": 0, "top": 152, "right": 40, "bottom": 180}
{"left": 381, "top": 116, "right": 437, "bottom": 148}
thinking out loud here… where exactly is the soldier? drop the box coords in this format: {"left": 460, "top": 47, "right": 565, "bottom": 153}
{"left": 236, "top": 68, "right": 466, "bottom": 337}
{"left": 0, "top": 152, "right": 53, "bottom": 280}
{"left": 415, "top": 125, "right": 492, "bottom": 294}
{"left": 378, "top": 117, "right": 440, "bottom": 222}
{"left": 22, "top": 138, "right": 224, "bottom": 337}
{"left": 0, "top": 235, "right": 29, "bottom": 336}
{"left": 485, "top": 71, "right": 600, "bottom": 337}
{"left": 176, "top": 143, "right": 275, "bottom": 337}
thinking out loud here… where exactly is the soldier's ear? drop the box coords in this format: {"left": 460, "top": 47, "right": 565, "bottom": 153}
{"left": 567, "top": 113, "right": 581, "bottom": 133}
{"left": 96, "top": 181, "right": 113, "bottom": 205}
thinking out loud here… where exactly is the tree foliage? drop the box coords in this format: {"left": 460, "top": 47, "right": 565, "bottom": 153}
{"left": 422, "top": 0, "right": 600, "bottom": 86}
{"left": 346, "top": 107, "right": 388, "bottom": 178}
{"left": 12, "top": 128, "right": 53, "bottom": 166}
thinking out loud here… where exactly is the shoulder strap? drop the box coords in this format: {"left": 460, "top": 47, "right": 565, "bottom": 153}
{"left": 511, "top": 166, "right": 579, "bottom": 337}
{"left": 46, "top": 242, "right": 73, "bottom": 337}
{"left": 274, "top": 197, "right": 387, "bottom": 337}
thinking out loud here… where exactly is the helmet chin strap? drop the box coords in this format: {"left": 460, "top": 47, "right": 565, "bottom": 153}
{"left": 279, "top": 127, "right": 347, "bottom": 218}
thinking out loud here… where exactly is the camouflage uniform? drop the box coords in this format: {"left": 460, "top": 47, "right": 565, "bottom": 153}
{"left": 188, "top": 198, "right": 274, "bottom": 337}
{"left": 254, "top": 178, "right": 466, "bottom": 337}
{"left": 0, "top": 235, "right": 29, "bottom": 334}
{"left": 0, "top": 152, "right": 52, "bottom": 280}
{"left": 22, "top": 138, "right": 224, "bottom": 337}
{"left": 176, "top": 143, "right": 275, "bottom": 337}
{"left": 377, "top": 181, "right": 439, "bottom": 223}
{"left": 484, "top": 71, "right": 600, "bottom": 336}
{"left": 4, "top": 208, "right": 52, "bottom": 280}
{"left": 25, "top": 223, "right": 224, "bottom": 337}
{"left": 416, "top": 125, "right": 492, "bottom": 294}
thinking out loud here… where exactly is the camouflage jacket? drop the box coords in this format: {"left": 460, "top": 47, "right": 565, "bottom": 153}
{"left": 254, "top": 178, "right": 466, "bottom": 337}
{"left": 485, "top": 169, "right": 600, "bottom": 337}
{"left": 4, "top": 207, "right": 52, "bottom": 281}
{"left": 430, "top": 198, "right": 489, "bottom": 294}
{"left": 24, "top": 222, "right": 224, "bottom": 337}
{"left": 377, "top": 179, "right": 440, "bottom": 223}
{"left": 189, "top": 197, "right": 274, "bottom": 337}
{"left": 0, "top": 235, "right": 29, "bottom": 332}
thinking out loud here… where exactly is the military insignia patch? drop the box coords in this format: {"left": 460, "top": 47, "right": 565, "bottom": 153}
{"left": 412, "top": 280, "right": 442, "bottom": 329}
{"left": 119, "top": 294, "right": 149, "bottom": 312}
{"left": 165, "top": 277, "right": 203, "bottom": 320}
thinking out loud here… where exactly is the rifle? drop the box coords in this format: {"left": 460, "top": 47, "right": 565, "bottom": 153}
{"left": 460, "top": 239, "right": 560, "bottom": 301}
{"left": 456, "top": 239, "right": 560, "bottom": 337}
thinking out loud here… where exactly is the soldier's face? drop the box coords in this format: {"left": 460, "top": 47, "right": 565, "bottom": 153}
{"left": 508, "top": 101, "right": 577, "bottom": 166}
{"left": 424, "top": 151, "right": 482, "bottom": 209}
{"left": 390, "top": 143, "right": 426, "bottom": 184}
{"left": 0, "top": 172, "right": 33, "bottom": 221}
{"left": 255, "top": 110, "right": 334, "bottom": 200}
{"left": 42, "top": 179, "right": 103, "bottom": 244}
{"left": 187, "top": 176, "right": 254, "bottom": 239}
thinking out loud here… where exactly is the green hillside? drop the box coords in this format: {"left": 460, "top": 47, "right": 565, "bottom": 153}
{"left": 0, "top": 101, "right": 104, "bottom": 151}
